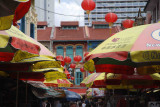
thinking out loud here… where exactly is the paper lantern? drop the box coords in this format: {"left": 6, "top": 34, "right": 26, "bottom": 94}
{"left": 122, "top": 19, "right": 134, "bottom": 28}
{"left": 70, "top": 63, "right": 76, "bottom": 69}
{"left": 74, "top": 55, "right": 82, "bottom": 63}
{"left": 71, "top": 77, "right": 74, "bottom": 80}
{"left": 80, "top": 67, "right": 85, "bottom": 72}
{"left": 105, "top": 12, "right": 118, "bottom": 27}
{"left": 56, "top": 55, "right": 64, "bottom": 61}
{"left": 64, "top": 56, "right": 71, "bottom": 64}
{"left": 61, "top": 61, "right": 65, "bottom": 66}
{"left": 81, "top": 0, "right": 96, "bottom": 21}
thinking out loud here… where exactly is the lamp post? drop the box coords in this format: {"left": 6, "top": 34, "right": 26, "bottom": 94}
{"left": 134, "top": 8, "right": 145, "bottom": 26}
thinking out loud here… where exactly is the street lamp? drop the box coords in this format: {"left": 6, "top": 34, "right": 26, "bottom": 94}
{"left": 134, "top": 8, "right": 145, "bottom": 26}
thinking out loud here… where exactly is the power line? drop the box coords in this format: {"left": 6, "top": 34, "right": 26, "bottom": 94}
{"left": 35, "top": 6, "right": 84, "bottom": 17}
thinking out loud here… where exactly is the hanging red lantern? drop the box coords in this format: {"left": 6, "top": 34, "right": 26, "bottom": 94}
{"left": 71, "top": 77, "right": 74, "bottom": 80}
{"left": 67, "top": 75, "right": 71, "bottom": 79}
{"left": 74, "top": 55, "right": 82, "bottom": 63}
{"left": 70, "top": 63, "right": 76, "bottom": 69}
{"left": 105, "top": 12, "right": 118, "bottom": 27}
{"left": 56, "top": 55, "right": 64, "bottom": 61}
{"left": 81, "top": 0, "right": 96, "bottom": 21}
{"left": 80, "top": 67, "right": 85, "bottom": 72}
{"left": 84, "top": 52, "right": 90, "bottom": 57}
{"left": 122, "top": 19, "right": 134, "bottom": 28}
{"left": 61, "top": 61, "right": 65, "bottom": 66}
{"left": 64, "top": 56, "right": 71, "bottom": 64}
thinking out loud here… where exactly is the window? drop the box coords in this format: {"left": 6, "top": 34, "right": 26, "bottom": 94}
{"left": 76, "top": 46, "right": 83, "bottom": 62}
{"left": 56, "top": 46, "right": 64, "bottom": 57}
{"left": 20, "top": 16, "right": 25, "bottom": 33}
{"left": 66, "top": 46, "right": 73, "bottom": 62}
{"left": 75, "top": 69, "right": 83, "bottom": 85}
{"left": 30, "top": 23, "right": 35, "bottom": 39}
{"left": 94, "top": 24, "right": 109, "bottom": 29}
{"left": 62, "top": 26, "right": 77, "bottom": 30}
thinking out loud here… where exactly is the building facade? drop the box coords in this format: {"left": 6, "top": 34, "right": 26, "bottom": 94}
{"left": 37, "top": 21, "right": 52, "bottom": 50}
{"left": 19, "top": 0, "right": 38, "bottom": 40}
{"left": 51, "top": 21, "right": 121, "bottom": 85}
{"left": 85, "top": 0, "right": 148, "bottom": 26}
{"left": 145, "top": 0, "right": 160, "bottom": 24}
{"left": 35, "top": 0, "right": 55, "bottom": 27}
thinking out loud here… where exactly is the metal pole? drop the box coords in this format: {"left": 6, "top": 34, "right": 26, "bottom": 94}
{"left": 16, "top": 72, "right": 19, "bottom": 107}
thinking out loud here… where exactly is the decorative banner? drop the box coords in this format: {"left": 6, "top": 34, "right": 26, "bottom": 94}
{"left": 0, "top": 15, "right": 14, "bottom": 30}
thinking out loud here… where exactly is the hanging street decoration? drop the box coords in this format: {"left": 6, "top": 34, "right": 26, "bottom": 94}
{"left": 105, "top": 12, "right": 118, "bottom": 27}
{"left": 81, "top": 0, "right": 96, "bottom": 22}
{"left": 74, "top": 55, "right": 82, "bottom": 63}
{"left": 80, "top": 67, "right": 85, "bottom": 72}
{"left": 122, "top": 19, "right": 135, "bottom": 28}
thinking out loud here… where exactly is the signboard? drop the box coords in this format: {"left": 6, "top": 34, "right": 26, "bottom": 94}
{"left": 148, "top": 101, "right": 160, "bottom": 107}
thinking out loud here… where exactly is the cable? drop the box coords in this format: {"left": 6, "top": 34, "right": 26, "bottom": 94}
{"left": 35, "top": 6, "right": 84, "bottom": 17}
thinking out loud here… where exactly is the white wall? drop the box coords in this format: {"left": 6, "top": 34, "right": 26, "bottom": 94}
{"left": 35, "top": 0, "right": 55, "bottom": 27}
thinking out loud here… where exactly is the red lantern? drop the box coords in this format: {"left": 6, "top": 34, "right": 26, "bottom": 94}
{"left": 64, "top": 56, "right": 71, "bottom": 64}
{"left": 122, "top": 19, "right": 134, "bottom": 28}
{"left": 61, "top": 61, "right": 65, "bottom": 66}
{"left": 105, "top": 12, "right": 118, "bottom": 27}
{"left": 71, "top": 77, "right": 74, "bottom": 80}
{"left": 81, "top": 0, "right": 96, "bottom": 21}
{"left": 56, "top": 55, "right": 64, "bottom": 61}
{"left": 80, "top": 67, "right": 85, "bottom": 72}
{"left": 74, "top": 55, "right": 82, "bottom": 63}
{"left": 84, "top": 52, "right": 89, "bottom": 57}
{"left": 67, "top": 75, "right": 70, "bottom": 79}
{"left": 70, "top": 63, "right": 76, "bottom": 69}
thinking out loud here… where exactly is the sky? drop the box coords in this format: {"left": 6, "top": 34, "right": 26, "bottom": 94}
{"left": 55, "top": 0, "right": 84, "bottom": 26}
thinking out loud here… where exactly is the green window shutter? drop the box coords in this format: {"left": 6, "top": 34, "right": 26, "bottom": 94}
{"left": 76, "top": 46, "right": 83, "bottom": 62}
{"left": 66, "top": 46, "right": 73, "bottom": 62}
{"left": 56, "top": 46, "right": 64, "bottom": 57}
{"left": 75, "top": 69, "right": 83, "bottom": 85}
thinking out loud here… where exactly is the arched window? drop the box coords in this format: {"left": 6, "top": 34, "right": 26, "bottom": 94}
{"left": 76, "top": 45, "right": 83, "bottom": 62}
{"left": 56, "top": 46, "right": 64, "bottom": 57}
{"left": 75, "top": 69, "right": 83, "bottom": 85}
{"left": 66, "top": 46, "right": 73, "bottom": 62}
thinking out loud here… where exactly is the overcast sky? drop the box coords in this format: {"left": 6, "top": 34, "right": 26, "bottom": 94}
{"left": 55, "top": 0, "right": 84, "bottom": 26}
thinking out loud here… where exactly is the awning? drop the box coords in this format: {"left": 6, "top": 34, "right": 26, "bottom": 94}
{"left": 68, "top": 88, "right": 87, "bottom": 95}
